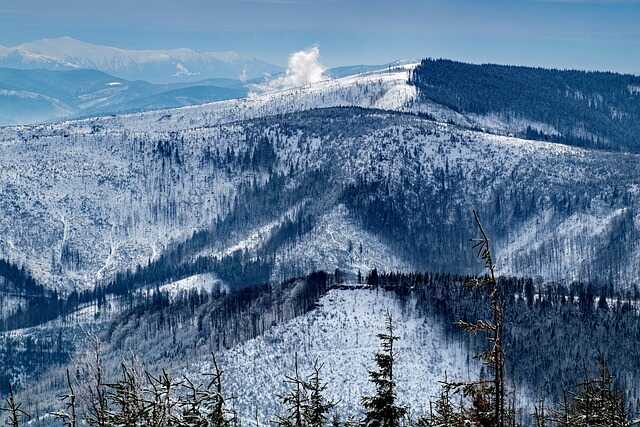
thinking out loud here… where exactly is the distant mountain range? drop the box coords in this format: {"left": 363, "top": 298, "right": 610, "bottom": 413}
{"left": 0, "top": 67, "right": 249, "bottom": 125}
{"left": 0, "top": 42, "right": 411, "bottom": 125}
{"left": 0, "top": 37, "right": 282, "bottom": 83}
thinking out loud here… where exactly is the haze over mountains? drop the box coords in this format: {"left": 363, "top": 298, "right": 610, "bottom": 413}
{"left": 0, "top": 37, "right": 282, "bottom": 83}
{"left": 0, "top": 39, "right": 416, "bottom": 125}
{"left": 0, "top": 67, "right": 251, "bottom": 125}
{"left": 0, "top": 37, "right": 280, "bottom": 124}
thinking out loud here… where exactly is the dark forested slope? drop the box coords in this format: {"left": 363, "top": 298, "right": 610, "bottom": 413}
{"left": 410, "top": 58, "right": 640, "bottom": 151}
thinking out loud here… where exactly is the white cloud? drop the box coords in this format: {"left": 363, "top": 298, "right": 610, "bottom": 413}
{"left": 251, "top": 46, "right": 327, "bottom": 95}
{"left": 173, "top": 63, "right": 199, "bottom": 77}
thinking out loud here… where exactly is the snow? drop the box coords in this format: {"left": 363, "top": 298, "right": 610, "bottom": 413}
{"left": 0, "top": 37, "right": 280, "bottom": 82}
{"left": 272, "top": 205, "right": 412, "bottom": 281}
{"left": 2, "top": 64, "right": 417, "bottom": 137}
{"left": 1, "top": 63, "right": 639, "bottom": 291}
{"left": 497, "top": 207, "right": 630, "bottom": 283}
{"left": 197, "top": 287, "right": 482, "bottom": 420}
{"left": 158, "top": 273, "right": 223, "bottom": 297}
{"left": 5, "top": 295, "right": 122, "bottom": 338}
{"left": 15, "top": 37, "right": 243, "bottom": 69}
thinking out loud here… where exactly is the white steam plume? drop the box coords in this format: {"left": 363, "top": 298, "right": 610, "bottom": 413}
{"left": 251, "top": 46, "right": 328, "bottom": 95}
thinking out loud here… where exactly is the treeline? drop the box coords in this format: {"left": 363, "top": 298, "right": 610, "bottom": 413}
{"left": 107, "top": 271, "right": 330, "bottom": 356}
{"left": 0, "top": 258, "right": 50, "bottom": 298}
{"left": 95, "top": 263, "right": 640, "bottom": 424}
{"left": 4, "top": 323, "right": 632, "bottom": 426}
{"left": 3, "top": 269, "right": 637, "bottom": 426}
{"left": 0, "top": 164, "right": 324, "bottom": 333}
{"left": 343, "top": 169, "right": 635, "bottom": 284}
{"left": 410, "top": 58, "right": 640, "bottom": 152}
{"left": 367, "top": 268, "right": 640, "bottom": 417}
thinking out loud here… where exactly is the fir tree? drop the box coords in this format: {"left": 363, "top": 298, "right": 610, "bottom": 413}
{"left": 361, "top": 312, "right": 407, "bottom": 427}
{"left": 276, "top": 356, "right": 306, "bottom": 427}
{"left": 302, "top": 360, "right": 335, "bottom": 427}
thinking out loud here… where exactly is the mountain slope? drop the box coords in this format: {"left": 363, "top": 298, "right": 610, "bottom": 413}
{"left": 0, "top": 67, "right": 249, "bottom": 125}
{"left": 1, "top": 99, "right": 639, "bottom": 291}
{"left": 206, "top": 287, "right": 481, "bottom": 420}
{"left": 410, "top": 58, "right": 640, "bottom": 151}
{"left": 1, "top": 64, "right": 639, "bottom": 293}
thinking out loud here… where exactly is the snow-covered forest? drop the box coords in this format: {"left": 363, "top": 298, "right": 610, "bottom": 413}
{"left": 1, "top": 60, "right": 640, "bottom": 426}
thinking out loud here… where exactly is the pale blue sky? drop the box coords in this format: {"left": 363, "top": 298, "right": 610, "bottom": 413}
{"left": 1, "top": 0, "right": 639, "bottom": 73}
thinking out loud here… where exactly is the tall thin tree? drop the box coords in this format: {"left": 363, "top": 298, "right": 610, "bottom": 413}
{"left": 361, "top": 312, "right": 407, "bottom": 427}
{"left": 453, "top": 210, "right": 508, "bottom": 426}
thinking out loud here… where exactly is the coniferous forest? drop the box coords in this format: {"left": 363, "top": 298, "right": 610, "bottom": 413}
{"left": 1, "top": 10, "right": 640, "bottom": 424}
{"left": 2, "top": 215, "right": 640, "bottom": 426}
{"left": 410, "top": 58, "right": 640, "bottom": 152}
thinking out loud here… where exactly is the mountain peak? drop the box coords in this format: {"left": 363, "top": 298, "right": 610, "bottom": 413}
{"left": 19, "top": 36, "right": 91, "bottom": 49}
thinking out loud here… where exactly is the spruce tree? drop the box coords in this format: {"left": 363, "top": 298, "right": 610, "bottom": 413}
{"left": 302, "top": 360, "right": 335, "bottom": 427}
{"left": 550, "top": 357, "right": 631, "bottom": 426}
{"left": 276, "top": 356, "right": 306, "bottom": 427}
{"left": 361, "top": 312, "right": 407, "bottom": 427}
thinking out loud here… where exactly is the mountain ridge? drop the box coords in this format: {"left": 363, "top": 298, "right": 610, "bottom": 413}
{"left": 0, "top": 67, "right": 249, "bottom": 125}
{"left": 1, "top": 62, "right": 639, "bottom": 294}
{"left": 0, "top": 37, "right": 282, "bottom": 83}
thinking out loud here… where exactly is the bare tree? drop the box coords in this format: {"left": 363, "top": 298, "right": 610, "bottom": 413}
{"left": 51, "top": 369, "right": 78, "bottom": 427}
{"left": 178, "top": 353, "right": 236, "bottom": 426}
{"left": 1, "top": 384, "right": 29, "bottom": 427}
{"left": 80, "top": 333, "right": 109, "bottom": 427}
{"left": 427, "top": 210, "right": 512, "bottom": 426}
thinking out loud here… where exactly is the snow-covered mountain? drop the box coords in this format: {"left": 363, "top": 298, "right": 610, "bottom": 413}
{"left": 0, "top": 37, "right": 282, "bottom": 83}
{"left": 2, "top": 61, "right": 640, "bottom": 426}
{"left": 1, "top": 64, "right": 639, "bottom": 293}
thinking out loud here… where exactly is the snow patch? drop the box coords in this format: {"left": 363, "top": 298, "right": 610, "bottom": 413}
{"left": 158, "top": 273, "right": 224, "bottom": 297}
{"left": 208, "top": 288, "right": 482, "bottom": 420}
{"left": 272, "top": 205, "right": 412, "bottom": 281}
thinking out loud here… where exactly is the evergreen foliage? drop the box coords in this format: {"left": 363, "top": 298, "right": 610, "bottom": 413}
{"left": 410, "top": 58, "right": 640, "bottom": 151}
{"left": 545, "top": 357, "right": 632, "bottom": 426}
{"left": 361, "top": 313, "right": 407, "bottom": 427}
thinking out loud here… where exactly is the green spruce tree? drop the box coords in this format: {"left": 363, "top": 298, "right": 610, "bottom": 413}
{"left": 303, "top": 360, "right": 335, "bottom": 427}
{"left": 361, "top": 312, "right": 407, "bottom": 427}
{"left": 276, "top": 355, "right": 306, "bottom": 427}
